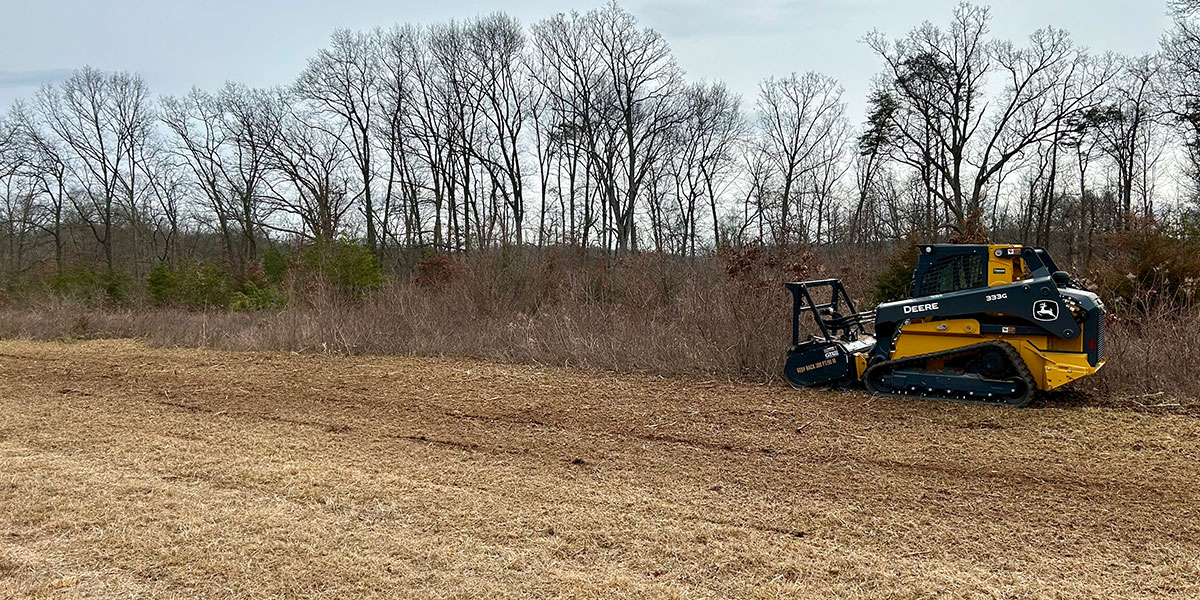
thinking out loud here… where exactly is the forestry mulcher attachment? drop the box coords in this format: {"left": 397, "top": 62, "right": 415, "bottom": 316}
{"left": 784, "top": 244, "right": 1105, "bottom": 407}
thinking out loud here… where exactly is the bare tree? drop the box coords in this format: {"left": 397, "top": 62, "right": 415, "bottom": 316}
{"left": 161, "top": 88, "right": 240, "bottom": 266}
{"left": 865, "top": 3, "right": 1110, "bottom": 233}
{"left": 804, "top": 115, "right": 852, "bottom": 244}
{"left": 597, "top": 2, "right": 686, "bottom": 253}
{"left": 114, "top": 76, "right": 156, "bottom": 278}
{"left": 161, "top": 84, "right": 276, "bottom": 269}
{"left": 258, "top": 91, "right": 355, "bottom": 242}
{"left": 139, "top": 144, "right": 188, "bottom": 264}
{"left": 533, "top": 4, "right": 686, "bottom": 253}
{"left": 376, "top": 24, "right": 426, "bottom": 248}
{"left": 38, "top": 68, "right": 153, "bottom": 270}
{"left": 394, "top": 23, "right": 468, "bottom": 250}
{"left": 221, "top": 84, "right": 277, "bottom": 261}
{"left": 757, "top": 72, "right": 846, "bottom": 245}
{"left": 675, "top": 81, "right": 745, "bottom": 252}
{"left": 296, "top": 29, "right": 383, "bottom": 253}
{"left": 0, "top": 111, "right": 39, "bottom": 279}
{"left": 11, "top": 103, "right": 70, "bottom": 269}
{"left": 1085, "top": 55, "right": 1165, "bottom": 224}
{"left": 530, "top": 9, "right": 604, "bottom": 247}
{"left": 0, "top": 112, "right": 16, "bottom": 181}
{"left": 735, "top": 143, "right": 776, "bottom": 244}
{"left": 526, "top": 54, "right": 556, "bottom": 247}
{"left": 1163, "top": 0, "right": 1200, "bottom": 197}
{"left": 464, "top": 13, "right": 531, "bottom": 245}
{"left": 427, "top": 21, "right": 485, "bottom": 249}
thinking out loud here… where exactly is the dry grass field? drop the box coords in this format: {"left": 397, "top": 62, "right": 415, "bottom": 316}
{"left": 1, "top": 339, "right": 1198, "bottom": 599}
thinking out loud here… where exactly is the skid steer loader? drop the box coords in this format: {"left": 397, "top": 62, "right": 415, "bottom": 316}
{"left": 784, "top": 244, "right": 1106, "bottom": 406}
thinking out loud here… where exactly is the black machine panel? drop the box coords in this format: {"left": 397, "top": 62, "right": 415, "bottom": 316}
{"left": 785, "top": 341, "right": 854, "bottom": 388}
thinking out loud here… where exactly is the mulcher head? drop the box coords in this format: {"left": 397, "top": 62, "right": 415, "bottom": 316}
{"left": 783, "top": 279, "right": 876, "bottom": 389}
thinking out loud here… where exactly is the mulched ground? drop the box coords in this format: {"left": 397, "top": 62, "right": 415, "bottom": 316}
{"left": 0, "top": 339, "right": 1197, "bottom": 598}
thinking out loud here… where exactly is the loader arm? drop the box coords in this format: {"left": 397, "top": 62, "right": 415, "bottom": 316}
{"left": 872, "top": 275, "right": 1081, "bottom": 362}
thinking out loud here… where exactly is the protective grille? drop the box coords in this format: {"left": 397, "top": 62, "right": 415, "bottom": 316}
{"left": 1096, "top": 315, "right": 1105, "bottom": 360}
{"left": 916, "top": 253, "right": 985, "bottom": 297}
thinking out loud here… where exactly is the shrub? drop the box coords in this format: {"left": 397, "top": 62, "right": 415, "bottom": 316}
{"left": 871, "top": 237, "right": 920, "bottom": 305}
{"left": 48, "top": 266, "right": 132, "bottom": 305}
{"left": 262, "top": 247, "right": 290, "bottom": 284}
{"left": 232, "top": 281, "right": 286, "bottom": 311}
{"left": 721, "top": 244, "right": 818, "bottom": 288}
{"left": 581, "top": 259, "right": 622, "bottom": 305}
{"left": 947, "top": 208, "right": 991, "bottom": 244}
{"left": 1, "top": 275, "right": 35, "bottom": 302}
{"left": 147, "top": 262, "right": 177, "bottom": 307}
{"left": 189, "top": 263, "right": 236, "bottom": 308}
{"left": 302, "top": 239, "right": 385, "bottom": 297}
{"left": 48, "top": 267, "right": 99, "bottom": 301}
{"left": 144, "top": 262, "right": 235, "bottom": 309}
{"left": 3, "top": 246, "right": 1198, "bottom": 402}
{"left": 414, "top": 252, "right": 459, "bottom": 290}
{"left": 1092, "top": 225, "right": 1200, "bottom": 313}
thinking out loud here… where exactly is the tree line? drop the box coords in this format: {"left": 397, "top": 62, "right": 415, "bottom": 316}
{"left": 1, "top": 0, "right": 1199, "bottom": 287}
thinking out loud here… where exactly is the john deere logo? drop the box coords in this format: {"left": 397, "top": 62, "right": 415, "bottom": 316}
{"left": 1033, "top": 300, "right": 1059, "bottom": 321}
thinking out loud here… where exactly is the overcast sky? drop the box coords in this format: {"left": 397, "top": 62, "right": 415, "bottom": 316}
{"left": 0, "top": 0, "right": 1171, "bottom": 122}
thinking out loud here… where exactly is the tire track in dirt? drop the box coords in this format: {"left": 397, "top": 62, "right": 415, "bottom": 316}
{"left": 1, "top": 339, "right": 1198, "bottom": 598}
{"left": 43, "top": 349, "right": 1200, "bottom": 506}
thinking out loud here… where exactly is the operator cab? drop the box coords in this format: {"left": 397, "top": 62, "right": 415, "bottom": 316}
{"left": 912, "top": 244, "right": 1083, "bottom": 295}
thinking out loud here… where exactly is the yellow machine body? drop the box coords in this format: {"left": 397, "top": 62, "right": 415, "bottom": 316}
{"left": 890, "top": 318, "right": 1103, "bottom": 391}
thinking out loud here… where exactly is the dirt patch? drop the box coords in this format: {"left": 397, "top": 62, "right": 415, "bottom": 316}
{"left": 0, "top": 339, "right": 1197, "bottom": 598}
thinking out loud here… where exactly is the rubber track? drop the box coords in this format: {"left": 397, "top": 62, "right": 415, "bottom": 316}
{"left": 863, "top": 340, "right": 1038, "bottom": 407}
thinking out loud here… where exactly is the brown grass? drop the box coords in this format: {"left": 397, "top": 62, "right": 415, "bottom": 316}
{"left": 0, "top": 246, "right": 1194, "bottom": 404}
{"left": 1, "top": 339, "right": 1199, "bottom": 598}
{"left": 1088, "top": 308, "right": 1200, "bottom": 404}
{"left": 0, "top": 300, "right": 1194, "bottom": 406}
